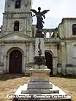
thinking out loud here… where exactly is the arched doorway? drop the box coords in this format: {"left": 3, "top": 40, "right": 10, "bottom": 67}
{"left": 9, "top": 50, "right": 22, "bottom": 73}
{"left": 45, "top": 51, "right": 53, "bottom": 74}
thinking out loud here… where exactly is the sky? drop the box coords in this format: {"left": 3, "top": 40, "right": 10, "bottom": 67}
{"left": 0, "top": 0, "right": 76, "bottom": 28}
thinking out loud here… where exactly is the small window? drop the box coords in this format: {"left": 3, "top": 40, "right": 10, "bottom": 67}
{"left": 15, "top": 0, "right": 21, "bottom": 8}
{"left": 14, "top": 21, "right": 19, "bottom": 31}
{"left": 72, "top": 24, "right": 76, "bottom": 35}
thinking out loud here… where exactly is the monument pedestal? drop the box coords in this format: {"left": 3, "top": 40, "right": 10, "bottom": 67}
{"left": 12, "top": 15, "right": 71, "bottom": 101}
{"left": 30, "top": 68, "right": 50, "bottom": 80}
{"left": 12, "top": 37, "right": 71, "bottom": 101}
{"left": 27, "top": 68, "right": 52, "bottom": 94}
{"left": 12, "top": 68, "right": 72, "bottom": 101}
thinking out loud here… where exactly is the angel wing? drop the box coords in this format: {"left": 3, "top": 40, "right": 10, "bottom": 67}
{"left": 41, "top": 10, "right": 50, "bottom": 15}
{"left": 30, "top": 9, "right": 37, "bottom": 14}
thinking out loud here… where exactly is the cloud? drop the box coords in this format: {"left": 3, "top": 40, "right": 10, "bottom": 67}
{"left": 32, "top": 0, "right": 76, "bottom": 28}
{"left": 0, "top": 0, "right": 76, "bottom": 28}
{"left": 32, "top": 0, "right": 76, "bottom": 18}
{"left": 44, "top": 17, "right": 62, "bottom": 28}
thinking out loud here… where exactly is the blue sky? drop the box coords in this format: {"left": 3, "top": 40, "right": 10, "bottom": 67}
{"left": 0, "top": 0, "right": 76, "bottom": 28}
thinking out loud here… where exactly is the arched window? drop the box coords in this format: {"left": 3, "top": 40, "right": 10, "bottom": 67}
{"left": 14, "top": 21, "right": 19, "bottom": 31}
{"left": 72, "top": 24, "right": 76, "bottom": 35}
{"left": 15, "top": 0, "right": 21, "bottom": 8}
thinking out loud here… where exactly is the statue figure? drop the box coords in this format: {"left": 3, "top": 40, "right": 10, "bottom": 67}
{"left": 31, "top": 7, "right": 49, "bottom": 30}
{"left": 38, "top": 38, "right": 42, "bottom": 56}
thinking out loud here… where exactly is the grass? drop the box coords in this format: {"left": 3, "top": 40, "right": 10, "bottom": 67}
{"left": 0, "top": 74, "right": 76, "bottom": 101}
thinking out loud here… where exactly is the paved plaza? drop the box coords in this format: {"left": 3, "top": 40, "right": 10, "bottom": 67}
{"left": 0, "top": 74, "right": 75, "bottom": 101}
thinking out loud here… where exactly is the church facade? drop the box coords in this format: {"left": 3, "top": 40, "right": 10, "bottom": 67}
{"left": 0, "top": 0, "right": 76, "bottom": 75}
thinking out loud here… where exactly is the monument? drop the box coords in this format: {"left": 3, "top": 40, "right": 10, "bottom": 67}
{"left": 12, "top": 7, "right": 72, "bottom": 101}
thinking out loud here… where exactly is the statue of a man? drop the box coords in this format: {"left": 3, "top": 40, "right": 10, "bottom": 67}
{"left": 31, "top": 7, "right": 49, "bottom": 30}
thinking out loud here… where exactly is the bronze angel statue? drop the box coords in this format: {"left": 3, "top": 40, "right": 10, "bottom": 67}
{"left": 31, "top": 7, "right": 49, "bottom": 30}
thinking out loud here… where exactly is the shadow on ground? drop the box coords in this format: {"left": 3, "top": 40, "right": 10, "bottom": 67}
{"left": 0, "top": 74, "right": 26, "bottom": 81}
{"left": 52, "top": 74, "right": 76, "bottom": 79}
{"left": 0, "top": 73, "right": 76, "bottom": 81}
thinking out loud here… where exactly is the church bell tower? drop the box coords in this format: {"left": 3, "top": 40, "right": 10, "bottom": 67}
{"left": 2, "top": 0, "right": 32, "bottom": 36}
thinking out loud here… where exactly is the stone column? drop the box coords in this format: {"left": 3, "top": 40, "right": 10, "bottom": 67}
{"left": 53, "top": 57, "right": 57, "bottom": 75}
{"left": 30, "top": 28, "right": 50, "bottom": 76}
{"left": 33, "top": 29, "right": 48, "bottom": 70}
{"left": 34, "top": 38, "right": 46, "bottom": 68}
{"left": 61, "top": 42, "right": 66, "bottom": 75}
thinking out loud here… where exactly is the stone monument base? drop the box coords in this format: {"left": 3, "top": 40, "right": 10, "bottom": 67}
{"left": 30, "top": 66, "right": 50, "bottom": 80}
{"left": 12, "top": 68, "right": 72, "bottom": 101}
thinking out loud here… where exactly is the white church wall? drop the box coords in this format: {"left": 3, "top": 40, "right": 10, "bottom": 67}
{"left": 58, "top": 19, "right": 76, "bottom": 38}
{"left": 65, "top": 42, "right": 76, "bottom": 75}
{"left": 1, "top": 42, "right": 34, "bottom": 73}
{"left": 71, "top": 44, "right": 76, "bottom": 65}
{"left": 66, "top": 42, "right": 72, "bottom": 65}
{"left": 5, "top": 0, "right": 31, "bottom": 12}
{"left": 45, "top": 44, "right": 57, "bottom": 57}
{"left": 2, "top": 16, "right": 31, "bottom": 34}
{"left": 45, "top": 43, "right": 58, "bottom": 75}
{"left": 58, "top": 23, "right": 65, "bottom": 38}
{"left": 0, "top": 43, "right": 27, "bottom": 73}
{"left": 65, "top": 19, "right": 76, "bottom": 38}
{"left": 65, "top": 42, "right": 76, "bottom": 66}
{"left": 2, "top": 0, "right": 32, "bottom": 37}
{"left": 66, "top": 19, "right": 76, "bottom": 38}
{"left": 0, "top": 45, "right": 4, "bottom": 73}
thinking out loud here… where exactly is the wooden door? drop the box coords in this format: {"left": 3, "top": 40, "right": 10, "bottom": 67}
{"left": 45, "top": 51, "right": 53, "bottom": 74}
{"left": 9, "top": 50, "right": 22, "bottom": 73}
